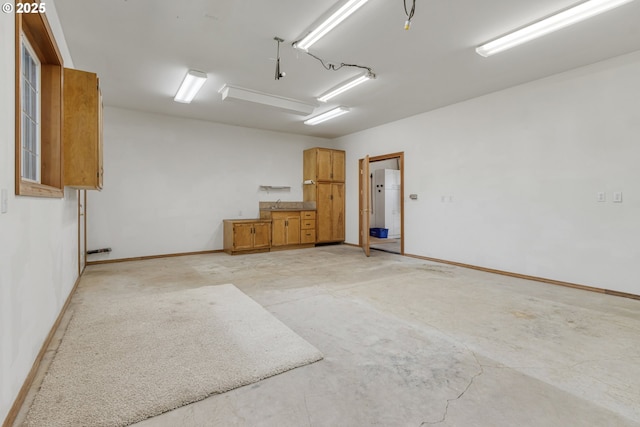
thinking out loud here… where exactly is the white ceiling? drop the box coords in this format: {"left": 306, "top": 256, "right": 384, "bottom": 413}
{"left": 54, "top": 0, "right": 640, "bottom": 139}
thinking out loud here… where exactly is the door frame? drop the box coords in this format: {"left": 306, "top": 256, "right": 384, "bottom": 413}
{"left": 77, "top": 190, "right": 87, "bottom": 275}
{"left": 360, "top": 155, "right": 370, "bottom": 257}
{"left": 358, "top": 152, "right": 405, "bottom": 255}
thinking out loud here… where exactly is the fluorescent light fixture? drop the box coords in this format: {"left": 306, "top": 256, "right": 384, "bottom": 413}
{"left": 174, "top": 69, "right": 207, "bottom": 103}
{"left": 295, "top": 0, "right": 370, "bottom": 50}
{"left": 304, "top": 106, "right": 350, "bottom": 125}
{"left": 318, "top": 71, "right": 375, "bottom": 102}
{"left": 476, "top": 0, "right": 635, "bottom": 57}
{"left": 219, "top": 84, "right": 316, "bottom": 115}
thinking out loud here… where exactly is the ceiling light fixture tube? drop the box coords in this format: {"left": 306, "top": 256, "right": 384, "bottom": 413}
{"left": 295, "top": 0, "right": 370, "bottom": 50}
{"left": 219, "top": 84, "right": 316, "bottom": 115}
{"left": 317, "top": 71, "right": 375, "bottom": 103}
{"left": 304, "top": 106, "right": 351, "bottom": 125}
{"left": 174, "top": 69, "right": 208, "bottom": 103}
{"left": 476, "top": 0, "right": 635, "bottom": 57}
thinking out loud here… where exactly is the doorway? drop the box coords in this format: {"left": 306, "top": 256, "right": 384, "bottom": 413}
{"left": 78, "top": 190, "right": 87, "bottom": 275}
{"left": 359, "top": 152, "right": 404, "bottom": 256}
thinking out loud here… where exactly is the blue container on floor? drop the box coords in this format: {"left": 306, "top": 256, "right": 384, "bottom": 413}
{"left": 370, "top": 228, "right": 388, "bottom": 238}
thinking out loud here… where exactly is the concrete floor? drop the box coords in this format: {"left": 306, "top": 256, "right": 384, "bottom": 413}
{"left": 369, "top": 236, "right": 401, "bottom": 254}
{"left": 18, "top": 245, "right": 640, "bottom": 426}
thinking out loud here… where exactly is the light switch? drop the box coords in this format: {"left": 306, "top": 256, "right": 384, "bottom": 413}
{"left": 1, "top": 189, "right": 7, "bottom": 214}
{"left": 597, "top": 192, "right": 606, "bottom": 202}
{"left": 613, "top": 192, "right": 623, "bottom": 203}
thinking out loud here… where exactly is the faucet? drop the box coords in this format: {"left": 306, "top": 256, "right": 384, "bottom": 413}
{"left": 272, "top": 199, "right": 282, "bottom": 209}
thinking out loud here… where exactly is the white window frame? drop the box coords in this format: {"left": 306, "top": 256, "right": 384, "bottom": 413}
{"left": 20, "top": 33, "right": 41, "bottom": 184}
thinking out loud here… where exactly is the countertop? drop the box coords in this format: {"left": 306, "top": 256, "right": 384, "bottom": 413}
{"left": 259, "top": 201, "right": 316, "bottom": 211}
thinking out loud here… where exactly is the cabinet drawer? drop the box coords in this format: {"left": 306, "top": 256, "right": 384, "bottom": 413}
{"left": 301, "top": 229, "right": 316, "bottom": 244}
{"left": 301, "top": 211, "right": 316, "bottom": 220}
{"left": 301, "top": 219, "right": 315, "bottom": 230}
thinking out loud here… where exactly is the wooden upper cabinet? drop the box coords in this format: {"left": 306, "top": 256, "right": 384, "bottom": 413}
{"left": 317, "top": 149, "right": 332, "bottom": 181}
{"left": 331, "top": 150, "right": 345, "bottom": 182}
{"left": 63, "top": 68, "right": 103, "bottom": 190}
{"left": 304, "top": 148, "right": 345, "bottom": 182}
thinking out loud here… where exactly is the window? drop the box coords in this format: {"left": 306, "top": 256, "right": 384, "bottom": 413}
{"left": 21, "top": 35, "right": 41, "bottom": 183}
{"left": 15, "top": 8, "right": 64, "bottom": 197}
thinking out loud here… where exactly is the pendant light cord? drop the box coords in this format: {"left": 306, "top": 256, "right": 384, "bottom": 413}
{"left": 404, "top": 0, "right": 416, "bottom": 30}
{"left": 305, "top": 51, "right": 374, "bottom": 74}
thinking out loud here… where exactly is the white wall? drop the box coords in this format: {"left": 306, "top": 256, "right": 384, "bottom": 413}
{"left": 87, "top": 108, "right": 332, "bottom": 261}
{"left": 0, "top": 1, "right": 79, "bottom": 423}
{"left": 337, "top": 50, "right": 640, "bottom": 296}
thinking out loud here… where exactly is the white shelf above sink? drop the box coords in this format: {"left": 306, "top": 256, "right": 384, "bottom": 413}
{"left": 259, "top": 185, "right": 291, "bottom": 191}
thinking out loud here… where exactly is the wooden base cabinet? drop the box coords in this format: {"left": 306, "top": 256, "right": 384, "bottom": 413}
{"left": 271, "top": 212, "right": 301, "bottom": 247}
{"left": 223, "top": 219, "right": 271, "bottom": 255}
{"left": 63, "top": 68, "right": 103, "bottom": 189}
{"left": 300, "top": 211, "right": 316, "bottom": 243}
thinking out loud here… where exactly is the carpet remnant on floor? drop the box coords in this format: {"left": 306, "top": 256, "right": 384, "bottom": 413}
{"left": 25, "top": 284, "right": 323, "bottom": 427}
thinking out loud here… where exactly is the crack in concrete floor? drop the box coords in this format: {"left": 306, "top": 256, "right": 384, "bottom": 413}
{"left": 421, "top": 351, "right": 485, "bottom": 426}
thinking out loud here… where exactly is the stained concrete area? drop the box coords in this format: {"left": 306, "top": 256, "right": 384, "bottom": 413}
{"left": 17, "top": 246, "right": 640, "bottom": 426}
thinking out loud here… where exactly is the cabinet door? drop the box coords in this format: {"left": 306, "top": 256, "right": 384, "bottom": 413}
{"left": 97, "top": 88, "right": 104, "bottom": 189}
{"left": 271, "top": 214, "right": 287, "bottom": 247}
{"left": 332, "top": 150, "right": 345, "bottom": 182}
{"left": 253, "top": 223, "right": 271, "bottom": 249}
{"left": 63, "top": 68, "right": 102, "bottom": 189}
{"left": 233, "top": 223, "right": 254, "bottom": 250}
{"left": 317, "top": 149, "right": 333, "bottom": 181}
{"left": 287, "top": 215, "right": 301, "bottom": 245}
{"left": 317, "top": 183, "right": 333, "bottom": 242}
{"left": 331, "top": 183, "right": 345, "bottom": 240}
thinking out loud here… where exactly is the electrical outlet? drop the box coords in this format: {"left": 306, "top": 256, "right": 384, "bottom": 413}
{"left": 613, "top": 192, "right": 623, "bottom": 203}
{"left": 597, "top": 192, "right": 606, "bottom": 202}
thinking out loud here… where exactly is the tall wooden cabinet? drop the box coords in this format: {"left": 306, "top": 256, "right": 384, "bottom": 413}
{"left": 63, "top": 68, "right": 103, "bottom": 189}
{"left": 317, "top": 183, "right": 345, "bottom": 242}
{"left": 303, "top": 148, "right": 346, "bottom": 243}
